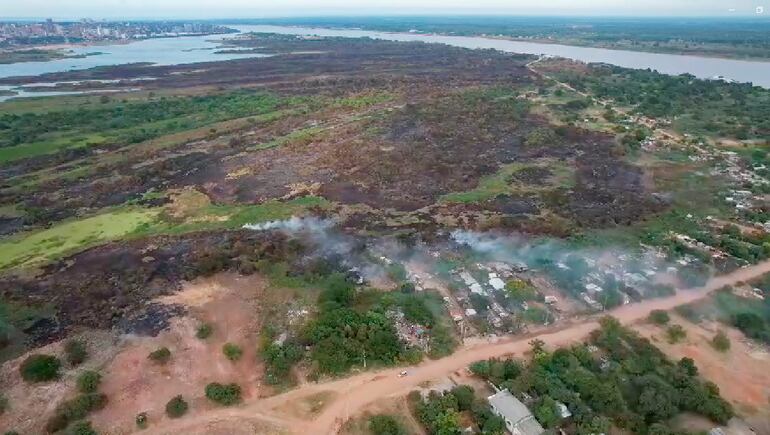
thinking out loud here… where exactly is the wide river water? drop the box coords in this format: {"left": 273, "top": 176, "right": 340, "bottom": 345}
{"left": 1, "top": 24, "right": 769, "bottom": 88}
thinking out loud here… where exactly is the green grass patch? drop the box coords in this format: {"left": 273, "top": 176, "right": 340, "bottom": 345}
{"left": 0, "top": 209, "right": 158, "bottom": 270}
{"left": 440, "top": 159, "right": 574, "bottom": 204}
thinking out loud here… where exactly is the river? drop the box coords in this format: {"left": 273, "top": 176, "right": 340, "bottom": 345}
{"left": 233, "top": 25, "right": 770, "bottom": 88}
{"left": 0, "top": 24, "right": 768, "bottom": 88}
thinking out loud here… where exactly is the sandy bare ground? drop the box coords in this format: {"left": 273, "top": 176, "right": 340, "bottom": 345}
{"left": 141, "top": 259, "right": 770, "bottom": 435}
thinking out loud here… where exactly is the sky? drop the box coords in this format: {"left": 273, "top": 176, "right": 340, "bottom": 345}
{"left": 1, "top": 0, "right": 767, "bottom": 19}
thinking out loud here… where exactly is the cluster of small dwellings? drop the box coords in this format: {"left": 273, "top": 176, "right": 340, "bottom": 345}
{"left": 450, "top": 262, "right": 532, "bottom": 328}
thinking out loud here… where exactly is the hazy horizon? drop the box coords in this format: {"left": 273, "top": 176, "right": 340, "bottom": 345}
{"left": 1, "top": 0, "right": 767, "bottom": 20}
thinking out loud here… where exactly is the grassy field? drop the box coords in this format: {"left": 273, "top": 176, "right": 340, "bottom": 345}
{"left": 0, "top": 209, "right": 159, "bottom": 270}
{"left": 0, "top": 193, "right": 331, "bottom": 271}
{"left": 440, "top": 159, "right": 574, "bottom": 204}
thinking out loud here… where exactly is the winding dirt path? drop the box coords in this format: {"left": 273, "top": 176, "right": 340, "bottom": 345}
{"left": 146, "top": 260, "right": 770, "bottom": 435}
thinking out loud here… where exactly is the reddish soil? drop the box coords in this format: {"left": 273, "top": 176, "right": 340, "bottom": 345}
{"left": 88, "top": 273, "right": 270, "bottom": 434}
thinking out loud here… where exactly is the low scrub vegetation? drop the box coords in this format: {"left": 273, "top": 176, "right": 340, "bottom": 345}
{"left": 205, "top": 382, "right": 242, "bottom": 406}
{"left": 148, "top": 347, "right": 171, "bottom": 364}
{"left": 19, "top": 354, "right": 61, "bottom": 383}
{"left": 64, "top": 339, "right": 88, "bottom": 366}
{"left": 165, "top": 395, "right": 188, "bottom": 418}
{"left": 76, "top": 370, "right": 102, "bottom": 394}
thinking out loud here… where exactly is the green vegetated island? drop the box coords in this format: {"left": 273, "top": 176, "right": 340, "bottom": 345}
{"left": 0, "top": 29, "right": 768, "bottom": 434}
{"left": 229, "top": 16, "right": 770, "bottom": 60}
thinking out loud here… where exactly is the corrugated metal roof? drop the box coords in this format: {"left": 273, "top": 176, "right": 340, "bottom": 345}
{"left": 487, "top": 390, "right": 544, "bottom": 435}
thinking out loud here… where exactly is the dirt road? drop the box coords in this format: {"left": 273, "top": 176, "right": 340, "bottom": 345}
{"left": 145, "top": 260, "right": 770, "bottom": 435}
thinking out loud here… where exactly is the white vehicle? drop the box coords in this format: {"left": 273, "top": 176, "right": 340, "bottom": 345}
{"left": 398, "top": 370, "right": 409, "bottom": 377}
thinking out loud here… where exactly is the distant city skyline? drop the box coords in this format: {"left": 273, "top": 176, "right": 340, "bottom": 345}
{"left": 1, "top": 0, "right": 768, "bottom": 19}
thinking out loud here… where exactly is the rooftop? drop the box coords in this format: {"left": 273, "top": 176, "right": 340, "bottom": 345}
{"left": 487, "top": 389, "right": 544, "bottom": 435}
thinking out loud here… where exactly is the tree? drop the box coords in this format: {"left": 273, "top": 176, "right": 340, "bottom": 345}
{"left": 64, "top": 340, "right": 88, "bottom": 366}
{"left": 648, "top": 310, "right": 670, "bottom": 325}
{"left": 148, "top": 347, "right": 171, "bottom": 365}
{"left": 165, "top": 395, "right": 188, "bottom": 418}
{"left": 451, "top": 385, "right": 475, "bottom": 411}
{"left": 576, "top": 415, "right": 611, "bottom": 435}
{"left": 534, "top": 396, "right": 560, "bottom": 428}
{"left": 368, "top": 415, "right": 407, "bottom": 435}
{"left": 222, "top": 343, "right": 243, "bottom": 361}
{"left": 205, "top": 382, "right": 242, "bottom": 406}
{"left": 19, "top": 354, "right": 61, "bottom": 383}
{"left": 77, "top": 370, "right": 102, "bottom": 394}
{"left": 711, "top": 330, "right": 731, "bottom": 352}
{"left": 678, "top": 357, "right": 698, "bottom": 377}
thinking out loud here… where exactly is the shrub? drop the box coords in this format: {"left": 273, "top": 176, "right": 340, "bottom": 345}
{"left": 666, "top": 324, "right": 687, "bottom": 343}
{"left": 136, "top": 412, "right": 149, "bottom": 429}
{"left": 165, "top": 395, "right": 188, "bottom": 418}
{"left": 77, "top": 370, "right": 102, "bottom": 394}
{"left": 368, "top": 414, "right": 407, "bottom": 435}
{"left": 57, "top": 393, "right": 108, "bottom": 421}
{"left": 0, "top": 394, "right": 7, "bottom": 415}
{"left": 222, "top": 343, "right": 243, "bottom": 361}
{"left": 5, "top": 431, "right": 20, "bottom": 435}
{"left": 64, "top": 340, "right": 88, "bottom": 366}
{"left": 648, "top": 310, "right": 670, "bottom": 325}
{"left": 711, "top": 330, "right": 731, "bottom": 352}
{"left": 20, "top": 354, "right": 61, "bottom": 383}
{"left": 196, "top": 323, "right": 214, "bottom": 339}
{"left": 148, "top": 347, "right": 171, "bottom": 364}
{"left": 204, "top": 382, "right": 242, "bottom": 406}
{"left": 67, "top": 420, "right": 97, "bottom": 435}
{"left": 46, "top": 393, "right": 108, "bottom": 432}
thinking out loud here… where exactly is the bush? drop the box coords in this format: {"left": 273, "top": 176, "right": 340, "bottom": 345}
{"left": 77, "top": 370, "right": 102, "bottom": 394}
{"left": 204, "top": 382, "right": 242, "bottom": 406}
{"left": 222, "top": 343, "right": 243, "bottom": 361}
{"left": 648, "top": 310, "right": 670, "bottom": 325}
{"left": 196, "top": 323, "right": 213, "bottom": 339}
{"left": 666, "top": 324, "right": 687, "bottom": 343}
{"left": 368, "top": 414, "right": 407, "bottom": 435}
{"left": 0, "top": 394, "right": 7, "bottom": 414}
{"left": 165, "top": 395, "right": 188, "bottom": 418}
{"left": 47, "top": 393, "right": 108, "bottom": 432}
{"left": 67, "top": 420, "right": 97, "bottom": 435}
{"left": 64, "top": 340, "right": 88, "bottom": 366}
{"left": 20, "top": 354, "right": 61, "bottom": 383}
{"left": 57, "top": 393, "right": 108, "bottom": 421}
{"left": 711, "top": 330, "right": 731, "bottom": 352}
{"left": 148, "top": 347, "right": 171, "bottom": 365}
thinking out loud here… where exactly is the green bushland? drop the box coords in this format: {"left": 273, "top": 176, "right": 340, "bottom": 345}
{"left": 19, "top": 354, "right": 61, "bottom": 382}
{"left": 471, "top": 317, "right": 733, "bottom": 433}
{"left": 165, "top": 395, "right": 188, "bottom": 418}
{"left": 0, "top": 90, "right": 284, "bottom": 163}
{"left": 550, "top": 65, "right": 770, "bottom": 140}
{"left": 410, "top": 384, "right": 505, "bottom": 435}
{"left": 204, "top": 382, "right": 242, "bottom": 406}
